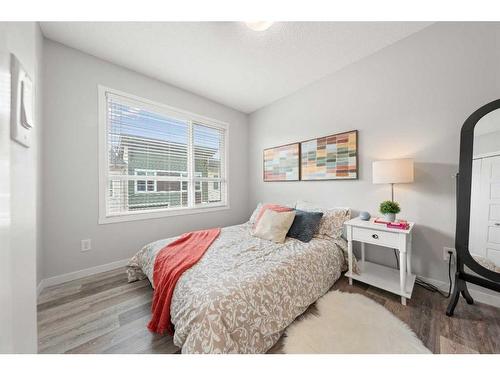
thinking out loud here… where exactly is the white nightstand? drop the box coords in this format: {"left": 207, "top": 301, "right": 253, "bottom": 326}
{"left": 344, "top": 217, "right": 416, "bottom": 305}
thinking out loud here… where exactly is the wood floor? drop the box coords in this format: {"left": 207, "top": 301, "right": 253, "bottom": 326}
{"left": 37, "top": 267, "right": 500, "bottom": 354}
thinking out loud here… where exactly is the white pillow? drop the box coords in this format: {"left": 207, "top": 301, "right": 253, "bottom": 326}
{"left": 295, "top": 200, "right": 350, "bottom": 213}
{"left": 295, "top": 201, "right": 350, "bottom": 239}
{"left": 252, "top": 209, "right": 296, "bottom": 243}
{"left": 249, "top": 203, "right": 263, "bottom": 224}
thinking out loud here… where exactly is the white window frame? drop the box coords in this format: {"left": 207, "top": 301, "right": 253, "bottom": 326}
{"left": 134, "top": 169, "right": 155, "bottom": 194}
{"left": 98, "top": 85, "right": 229, "bottom": 224}
{"left": 133, "top": 168, "right": 188, "bottom": 194}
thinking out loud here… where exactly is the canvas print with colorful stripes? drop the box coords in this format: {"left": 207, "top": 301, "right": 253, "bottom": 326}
{"left": 301, "top": 130, "right": 358, "bottom": 180}
{"left": 263, "top": 143, "right": 300, "bottom": 181}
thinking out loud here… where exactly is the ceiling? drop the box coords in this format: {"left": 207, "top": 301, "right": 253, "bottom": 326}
{"left": 40, "top": 22, "right": 432, "bottom": 113}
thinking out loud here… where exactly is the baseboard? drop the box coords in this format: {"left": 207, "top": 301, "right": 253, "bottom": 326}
{"left": 35, "top": 260, "right": 500, "bottom": 308}
{"left": 36, "top": 280, "right": 46, "bottom": 297}
{"left": 37, "top": 258, "right": 129, "bottom": 296}
{"left": 418, "top": 275, "right": 500, "bottom": 308}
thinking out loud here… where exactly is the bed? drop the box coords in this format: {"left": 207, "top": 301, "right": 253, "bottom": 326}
{"left": 126, "top": 213, "right": 350, "bottom": 353}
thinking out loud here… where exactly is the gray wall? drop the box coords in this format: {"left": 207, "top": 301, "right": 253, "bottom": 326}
{"left": 0, "top": 22, "right": 43, "bottom": 353}
{"left": 42, "top": 40, "right": 249, "bottom": 279}
{"left": 248, "top": 23, "right": 500, "bottom": 284}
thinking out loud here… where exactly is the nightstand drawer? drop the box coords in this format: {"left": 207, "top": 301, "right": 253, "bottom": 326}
{"left": 352, "top": 227, "right": 398, "bottom": 247}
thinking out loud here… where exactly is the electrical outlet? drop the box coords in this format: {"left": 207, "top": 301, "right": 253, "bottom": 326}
{"left": 81, "top": 239, "right": 92, "bottom": 252}
{"left": 443, "top": 247, "right": 455, "bottom": 262}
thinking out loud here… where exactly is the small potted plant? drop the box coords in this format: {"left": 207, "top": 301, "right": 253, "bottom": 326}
{"left": 379, "top": 201, "right": 400, "bottom": 223}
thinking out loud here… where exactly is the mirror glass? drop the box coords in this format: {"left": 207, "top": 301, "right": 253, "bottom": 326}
{"left": 469, "top": 108, "right": 500, "bottom": 273}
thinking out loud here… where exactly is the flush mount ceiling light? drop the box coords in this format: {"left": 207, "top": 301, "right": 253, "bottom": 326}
{"left": 245, "top": 21, "right": 274, "bottom": 31}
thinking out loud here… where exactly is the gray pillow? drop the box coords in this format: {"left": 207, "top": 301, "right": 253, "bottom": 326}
{"left": 287, "top": 209, "right": 324, "bottom": 242}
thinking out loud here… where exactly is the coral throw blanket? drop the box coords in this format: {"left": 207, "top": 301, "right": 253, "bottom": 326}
{"left": 148, "top": 228, "right": 221, "bottom": 335}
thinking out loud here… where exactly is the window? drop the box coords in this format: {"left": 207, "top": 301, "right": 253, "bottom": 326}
{"left": 213, "top": 174, "right": 219, "bottom": 191}
{"left": 99, "top": 86, "right": 228, "bottom": 223}
{"left": 134, "top": 169, "right": 188, "bottom": 195}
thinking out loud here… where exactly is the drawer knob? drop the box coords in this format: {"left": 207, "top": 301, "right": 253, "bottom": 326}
{"left": 372, "top": 234, "right": 379, "bottom": 239}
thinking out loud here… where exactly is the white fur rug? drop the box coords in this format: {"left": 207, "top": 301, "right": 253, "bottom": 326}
{"left": 283, "top": 291, "right": 431, "bottom": 354}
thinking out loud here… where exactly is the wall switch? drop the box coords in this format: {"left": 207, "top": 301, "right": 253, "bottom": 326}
{"left": 81, "top": 239, "right": 92, "bottom": 252}
{"left": 443, "top": 247, "right": 456, "bottom": 262}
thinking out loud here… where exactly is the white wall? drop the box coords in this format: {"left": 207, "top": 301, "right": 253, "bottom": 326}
{"left": 41, "top": 40, "right": 249, "bottom": 280}
{"left": 474, "top": 130, "right": 500, "bottom": 157}
{"left": 0, "top": 22, "right": 43, "bottom": 353}
{"left": 248, "top": 23, "right": 500, "bottom": 285}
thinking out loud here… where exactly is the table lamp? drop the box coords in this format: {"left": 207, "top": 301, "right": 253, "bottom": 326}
{"left": 372, "top": 159, "right": 414, "bottom": 201}
{"left": 372, "top": 159, "right": 414, "bottom": 222}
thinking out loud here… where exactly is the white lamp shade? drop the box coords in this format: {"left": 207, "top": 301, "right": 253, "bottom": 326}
{"left": 372, "top": 159, "right": 414, "bottom": 184}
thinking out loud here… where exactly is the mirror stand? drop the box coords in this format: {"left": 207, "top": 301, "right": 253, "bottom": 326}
{"left": 446, "top": 254, "right": 475, "bottom": 316}
{"left": 446, "top": 99, "right": 500, "bottom": 317}
{"left": 446, "top": 261, "right": 500, "bottom": 316}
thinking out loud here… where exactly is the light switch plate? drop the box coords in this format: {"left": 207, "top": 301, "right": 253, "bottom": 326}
{"left": 10, "top": 53, "right": 33, "bottom": 148}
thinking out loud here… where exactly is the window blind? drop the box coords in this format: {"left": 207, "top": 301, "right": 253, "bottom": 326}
{"left": 193, "top": 122, "right": 225, "bottom": 206}
{"left": 103, "top": 90, "right": 227, "bottom": 219}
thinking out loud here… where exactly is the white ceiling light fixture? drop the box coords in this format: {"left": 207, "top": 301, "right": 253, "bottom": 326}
{"left": 245, "top": 21, "right": 274, "bottom": 31}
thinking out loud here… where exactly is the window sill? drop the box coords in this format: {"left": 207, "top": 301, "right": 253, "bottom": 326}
{"left": 98, "top": 204, "right": 230, "bottom": 224}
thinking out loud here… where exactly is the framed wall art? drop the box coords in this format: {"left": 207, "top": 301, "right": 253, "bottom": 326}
{"left": 263, "top": 143, "right": 300, "bottom": 181}
{"left": 300, "top": 130, "right": 358, "bottom": 180}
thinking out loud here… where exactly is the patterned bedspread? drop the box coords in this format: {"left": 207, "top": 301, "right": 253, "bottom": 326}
{"left": 126, "top": 222, "right": 348, "bottom": 353}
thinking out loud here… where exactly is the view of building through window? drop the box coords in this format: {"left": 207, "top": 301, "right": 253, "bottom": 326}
{"left": 103, "top": 91, "right": 226, "bottom": 218}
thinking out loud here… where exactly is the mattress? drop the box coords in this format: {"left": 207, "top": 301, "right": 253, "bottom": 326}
{"left": 126, "top": 222, "right": 349, "bottom": 353}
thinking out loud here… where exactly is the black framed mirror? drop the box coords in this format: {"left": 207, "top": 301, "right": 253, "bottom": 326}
{"left": 447, "top": 99, "right": 500, "bottom": 316}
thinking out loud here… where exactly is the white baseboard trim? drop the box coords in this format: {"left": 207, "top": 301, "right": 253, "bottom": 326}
{"left": 35, "top": 260, "right": 500, "bottom": 309}
{"left": 418, "top": 275, "right": 500, "bottom": 308}
{"left": 36, "top": 280, "right": 45, "bottom": 297}
{"left": 37, "top": 258, "right": 130, "bottom": 297}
